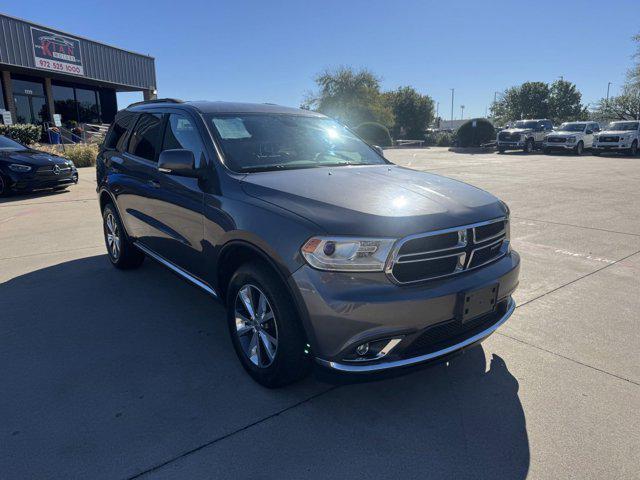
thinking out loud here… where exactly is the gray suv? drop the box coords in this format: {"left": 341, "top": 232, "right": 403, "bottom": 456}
{"left": 498, "top": 119, "right": 553, "bottom": 153}
{"left": 97, "top": 99, "right": 520, "bottom": 387}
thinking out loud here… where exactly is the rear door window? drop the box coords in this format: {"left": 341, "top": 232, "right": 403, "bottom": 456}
{"left": 162, "top": 113, "right": 206, "bottom": 167}
{"left": 127, "top": 113, "right": 164, "bottom": 161}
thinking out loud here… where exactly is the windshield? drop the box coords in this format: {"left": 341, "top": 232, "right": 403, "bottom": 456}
{"left": 206, "top": 114, "right": 387, "bottom": 172}
{"left": 607, "top": 121, "right": 639, "bottom": 131}
{"left": 513, "top": 121, "right": 538, "bottom": 129}
{"left": 559, "top": 123, "right": 586, "bottom": 132}
{"left": 0, "top": 135, "right": 26, "bottom": 151}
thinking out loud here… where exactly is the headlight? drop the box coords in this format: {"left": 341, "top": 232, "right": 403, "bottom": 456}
{"left": 8, "top": 164, "right": 32, "bottom": 172}
{"left": 301, "top": 236, "right": 395, "bottom": 272}
{"left": 566, "top": 136, "right": 576, "bottom": 143}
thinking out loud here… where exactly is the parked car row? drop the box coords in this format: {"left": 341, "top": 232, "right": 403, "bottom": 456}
{"left": 497, "top": 119, "right": 640, "bottom": 156}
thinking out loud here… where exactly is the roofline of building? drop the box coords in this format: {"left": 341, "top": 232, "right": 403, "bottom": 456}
{"left": 0, "top": 12, "right": 155, "bottom": 60}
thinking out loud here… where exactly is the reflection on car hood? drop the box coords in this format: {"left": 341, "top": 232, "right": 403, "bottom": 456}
{"left": 548, "top": 131, "right": 582, "bottom": 137}
{"left": 0, "top": 150, "right": 68, "bottom": 166}
{"left": 241, "top": 165, "right": 507, "bottom": 237}
{"left": 502, "top": 128, "right": 532, "bottom": 134}
{"left": 599, "top": 130, "right": 634, "bottom": 135}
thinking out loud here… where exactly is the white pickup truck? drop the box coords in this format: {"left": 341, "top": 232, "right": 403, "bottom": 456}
{"left": 543, "top": 121, "right": 601, "bottom": 155}
{"left": 592, "top": 120, "right": 639, "bottom": 156}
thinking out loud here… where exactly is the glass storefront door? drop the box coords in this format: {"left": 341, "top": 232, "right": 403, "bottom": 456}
{"left": 13, "top": 94, "right": 48, "bottom": 124}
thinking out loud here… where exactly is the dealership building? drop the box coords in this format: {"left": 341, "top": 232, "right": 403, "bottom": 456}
{"left": 0, "top": 13, "right": 156, "bottom": 128}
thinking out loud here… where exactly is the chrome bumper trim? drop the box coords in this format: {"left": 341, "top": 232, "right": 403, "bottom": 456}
{"left": 315, "top": 297, "right": 515, "bottom": 373}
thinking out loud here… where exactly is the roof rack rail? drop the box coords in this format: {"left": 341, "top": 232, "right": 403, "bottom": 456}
{"left": 127, "top": 98, "right": 184, "bottom": 107}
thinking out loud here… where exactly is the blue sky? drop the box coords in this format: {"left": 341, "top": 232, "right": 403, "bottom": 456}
{"left": 6, "top": 0, "right": 639, "bottom": 118}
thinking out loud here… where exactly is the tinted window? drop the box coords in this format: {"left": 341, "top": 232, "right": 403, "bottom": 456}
{"left": 104, "top": 112, "right": 135, "bottom": 150}
{"left": 162, "top": 114, "right": 205, "bottom": 167}
{"left": 128, "top": 113, "right": 164, "bottom": 161}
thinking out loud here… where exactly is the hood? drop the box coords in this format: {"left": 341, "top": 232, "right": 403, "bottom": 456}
{"left": 0, "top": 149, "right": 68, "bottom": 166}
{"left": 548, "top": 130, "right": 583, "bottom": 137}
{"left": 503, "top": 128, "right": 532, "bottom": 134}
{"left": 599, "top": 130, "right": 633, "bottom": 135}
{"left": 240, "top": 165, "right": 507, "bottom": 237}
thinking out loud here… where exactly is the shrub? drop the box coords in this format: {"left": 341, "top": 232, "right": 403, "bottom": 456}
{"left": 425, "top": 131, "right": 454, "bottom": 147}
{"left": 33, "top": 143, "right": 99, "bottom": 167}
{"left": 355, "top": 122, "right": 393, "bottom": 147}
{"left": 455, "top": 118, "right": 495, "bottom": 147}
{"left": 0, "top": 124, "right": 41, "bottom": 145}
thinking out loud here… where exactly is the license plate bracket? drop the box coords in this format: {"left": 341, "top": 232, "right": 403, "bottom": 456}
{"left": 460, "top": 284, "right": 498, "bottom": 323}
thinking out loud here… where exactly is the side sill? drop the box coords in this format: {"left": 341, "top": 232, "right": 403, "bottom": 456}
{"left": 133, "top": 242, "right": 219, "bottom": 299}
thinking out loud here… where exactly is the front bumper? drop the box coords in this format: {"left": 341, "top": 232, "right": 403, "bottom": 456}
{"left": 289, "top": 250, "right": 520, "bottom": 373}
{"left": 8, "top": 168, "right": 78, "bottom": 192}
{"left": 592, "top": 143, "right": 628, "bottom": 152}
{"left": 497, "top": 141, "right": 525, "bottom": 149}
{"left": 543, "top": 142, "right": 577, "bottom": 150}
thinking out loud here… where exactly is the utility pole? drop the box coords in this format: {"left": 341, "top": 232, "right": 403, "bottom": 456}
{"left": 460, "top": 105, "right": 465, "bottom": 120}
{"left": 450, "top": 88, "right": 455, "bottom": 126}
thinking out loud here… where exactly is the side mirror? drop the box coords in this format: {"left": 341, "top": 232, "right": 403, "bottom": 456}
{"left": 158, "top": 149, "right": 197, "bottom": 177}
{"left": 585, "top": 129, "right": 593, "bottom": 135}
{"left": 373, "top": 145, "right": 385, "bottom": 157}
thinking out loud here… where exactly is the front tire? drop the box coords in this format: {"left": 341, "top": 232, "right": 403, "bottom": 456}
{"left": 102, "top": 203, "right": 144, "bottom": 269}
{"left": 497, "top": 147, "right": 506, "bottom": 154}
{"left": 575, "top": 141, "right": 584, "bottom": 156}
{"left": 226, "top": 262, "right": 310, "bottom": 388}
{"left": 0, "top": 174, "right": 10, "bottom": 197}
{"left": 523, "top": 138, "right": 534, "bottom": 153}
{"left": 629, "top": 140, "right": 638, "bottom": 157}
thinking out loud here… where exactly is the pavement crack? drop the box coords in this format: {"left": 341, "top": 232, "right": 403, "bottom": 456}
{"left": 126, "top": 385, "right": 340, "bottom": 479}
{"left": 512, "top": 215, "right": 640, "bottom": 238}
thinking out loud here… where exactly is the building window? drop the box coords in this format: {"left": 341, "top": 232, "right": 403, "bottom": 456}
{"left": 52, "top": 84, "right": 78, "bottom": 128}
{"left": 76, "top": 88, "right": 101, "bottom": 123}
{"left": 11, "top": 76, "right": 45, "bottom": 96}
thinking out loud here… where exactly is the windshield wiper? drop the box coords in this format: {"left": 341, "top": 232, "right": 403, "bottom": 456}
{"left": 239, "top": 163, "right": 315, "bottom": 173}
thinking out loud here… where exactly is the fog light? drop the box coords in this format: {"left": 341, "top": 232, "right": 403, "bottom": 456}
{"left": 356, "top": 343, "right": 369, "bottom": 356}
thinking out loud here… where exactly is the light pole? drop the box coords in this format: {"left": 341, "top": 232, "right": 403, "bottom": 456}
{"left": 450, "top": 88, "right": 455, "bottom": 126}
{"left": 460, "top": 105, "right": 465, "bottom": 120}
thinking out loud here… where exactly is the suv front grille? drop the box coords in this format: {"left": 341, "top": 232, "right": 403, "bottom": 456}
{"left": 546, "top": 136, "right": 566, "bottom": 143}
{"left": 599, "top": 135, "right": 619, "bottom": 143}
{"left": 386, "top": 218, "right": 508, "bottom": 284}
{"left": 498, "top": 132, "right": 520, "bottom": 141}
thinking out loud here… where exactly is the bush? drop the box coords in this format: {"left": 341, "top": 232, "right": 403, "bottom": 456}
{"left": 455, "top": 118, "right": 495, "bottom": 147}
{"left": 0, "top": 124, "right": 41, "bottom": 145}
{"left": 355, "top": 122, "right": 393, "bottom": 147}
{"left": 425, "top": 131, "right": 454, "bottom": 147}
{"left": 34, "top": 143, "right": 99, "bottom": 167}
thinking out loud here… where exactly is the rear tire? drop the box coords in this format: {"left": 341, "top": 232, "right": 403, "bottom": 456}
{"left": 226, "top": 261, "right": 310, "bottom": 388}
{"left": 102, "top": 203, "right": 144, "bottom": 269}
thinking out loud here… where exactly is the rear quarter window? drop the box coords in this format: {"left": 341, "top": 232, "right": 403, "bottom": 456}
{"left": 104, "top": 112, "right": 135, "bottom": 151}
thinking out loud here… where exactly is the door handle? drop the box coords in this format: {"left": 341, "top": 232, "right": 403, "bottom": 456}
{"left": 147, "top": 179, "right": 160, "bottom": 188}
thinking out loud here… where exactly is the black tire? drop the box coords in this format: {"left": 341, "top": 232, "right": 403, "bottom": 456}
{"left": 226, "top": 261, "right": 310, "bottom": 388}
{"left": 497, "top": 147, "right": 506, "bottom": 154}
{"left": 0, "top": 174, "right": 10, "bottom": 197}
{"left": 102, "top": 203, "right": 144, "bottom": 269}
{"left": 523, "top": 138, "right": 534, "bottom": 153}
{"left": 629, "top": 140, "right": 638, "bottom": 157}
{"left": 575, "top": 141, "right": 584, "bottom": 156}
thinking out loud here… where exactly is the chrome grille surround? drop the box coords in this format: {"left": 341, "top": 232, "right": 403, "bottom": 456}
{"left": 385, "top": 217, "right": 509, "bottom": 284}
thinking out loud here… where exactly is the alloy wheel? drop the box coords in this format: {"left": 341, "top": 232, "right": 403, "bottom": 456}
{"left": 234, "top": 284, "right": 278, "bottom": 368}
{"left": 105, "top": 212, "right": 121, "bottom": 260}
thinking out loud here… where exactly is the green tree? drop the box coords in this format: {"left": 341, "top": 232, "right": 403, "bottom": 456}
{"left": 382, "top": 86, "right": 434, "bottom": 139}
{"left": 548, "top": 80, "right": 588, "bottom": 123}
{"left": 628, "top": 33, "right": 640, "bottom": 90}
{"left": 490, "top": 82, "right": 550, "bottom": 125}
{"left": 592, "top": 84, "right": 640, "bottom": 122}
{"left": 302, "top": 66, "right": 394, "bottom": 128}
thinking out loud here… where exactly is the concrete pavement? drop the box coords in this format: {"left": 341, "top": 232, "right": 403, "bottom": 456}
{"left": 1, "top": 148, "right": 638, "bottom": 479}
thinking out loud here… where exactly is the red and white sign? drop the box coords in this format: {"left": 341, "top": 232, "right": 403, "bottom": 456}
{"left": 31, "top": 27, "right": 84, "bottom": 76}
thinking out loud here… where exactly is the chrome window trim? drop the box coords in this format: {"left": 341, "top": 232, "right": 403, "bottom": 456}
{"left": 385, "top": 217, "right": 507, "bottom": 284}
{"left": 316, "top": 298, "right": 516, "bottom": 372}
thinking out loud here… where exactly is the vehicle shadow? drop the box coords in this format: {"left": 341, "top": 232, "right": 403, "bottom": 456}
{"left": 0, "top": 187, "right": 71, "bottom": 204}
{"left": 0, "top": 254, "right": 529, "bottom": 479}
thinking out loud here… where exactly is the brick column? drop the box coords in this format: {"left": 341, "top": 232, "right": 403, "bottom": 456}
{"left": 44, "top": 77, "right": 56, "bottom": 122}
{"left": 1, "top": 71, "right": 16, "bottom": 123}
